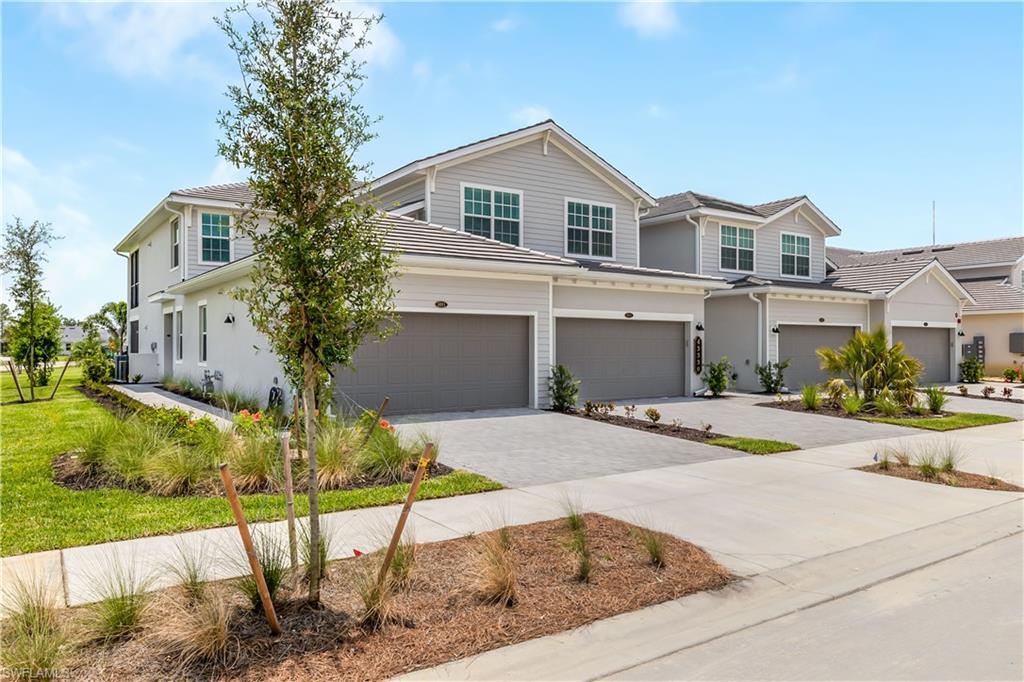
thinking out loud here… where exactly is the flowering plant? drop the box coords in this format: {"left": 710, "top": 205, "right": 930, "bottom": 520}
{"left": 234, "top": 408, "right": 274, "bottom": 436}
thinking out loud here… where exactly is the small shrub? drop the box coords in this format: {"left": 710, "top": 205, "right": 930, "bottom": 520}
{"left": 633, "top": 527, "right": 666, "bottom": 568}
{"left": 938, "top": 441, "right": 964, "bottom": 473}
{"left": 131, "top": 373, "right": 143, "bottom": 384}
{"left": 583, "top": 400, "right": 596, "bottom": 416}
{"left": 390, "top": 534, "right": 417, "bottom": 589}
{"left": 924, "top": 385, "right": 948, "bottom": 414}
{"left": 570, "top": 526, "right": 592, "bottom": 583}
{"left": 232, "top": 409, "right": 275, "bottom": 437}
{"left": 548, "top": 364, "right": 580, "bottom": 412}
{"left": 475, "top": 528, "right": 517, "bottom": 606}
{"left": 1003, "top": 367, "right": 1018, "bottom": 382}
{"left": 959, "top": 356, "right": 983, "bottom": 383}
{"left": 105, "top": 419, "right": 170, "bottom": 485}
{"left": 145, "top": 443, "right": 215, "bottom": 495}
{"left": 885, "top": 441, "right": 913, "bottom": 467}
{"left": 985, "top": 461, "right": 1001, "bottom": 486}
{"left": 163, "top": 591, "right": 232, "bottom": 669}
{"left": 316, "top": 419, "right": 360, "bottom": 488}
{"left": 915, "top": 453, "right": 938, "bottom": 479}
{"left": 226, "top": 434, "right": 281, "bottom": 493}
{"left": 353, "top": 561, "right": 396, "bottom": 630}
{"left": 563, "top": 499, "right": 585, "bottom": 533}
{"left": 0, "top": 574, "right": 67, "bottom": 677}
{"left": 822, "top": 378, "right": 848, "bottom": 408}
{"left": 356, "top": 427, "right": 417, "bottom": 482}
{"left": 957, "top": 384, "right": 969, "bottom": 396}
{"left": 76, "top": 419, "right": 122, "bottom": 472}
{"left": 166, "top": 542, "right": 211, "bottom": 605}
{"left": 644, "top": 407, "right": 661, "bottom": 424}
{"left": 841, "top": 393, "right": 864, "bottom": 415}
{"left": 299, "top": 520, "right": 331, "bottom": 584}
{"left": 981, "top": 385, "right": 995, "bottom": 398}
{"left": 216, "top": 387, "right": 262, "bottom": 414}
{"left": 703, "top": 356, "right": 733, "bottom": 397}
{"left": 754, "top": 359, "right": 790, "bottom": 393}
{"left": 800, "top": 384, "right": 820, "bottom": 411}
{"left": 85, "top": 562, "right": 151, "bottom": 643}
{"left": 874, "top": 395, "right": 901, "bottom": 417}
{"left": 623, "top": 404, "right": 636, "bottom": 419}
{"left": 1003, "top": 387, "right": 1014, "bottom": 400}
{"left": 877, "top": 450, "right": 891, "bottom": 471}
{"left": 235, "top": 529, "right": 289, "bottom": 613}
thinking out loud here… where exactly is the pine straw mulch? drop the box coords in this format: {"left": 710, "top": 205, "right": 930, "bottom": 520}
{"left": 757, "top": 399, "right": 950, "bottom": 421}
{"left": 857, "top": 463, "right": 1024, "bottom": 492}
{"left": 67, "top": 514, "right": 732, "bottom": 681}
{"left": 573, "top": 412, "right": 727, "bottom": 442}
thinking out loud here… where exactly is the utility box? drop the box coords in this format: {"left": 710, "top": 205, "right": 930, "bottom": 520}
{"left": 1010, "top": 332, "right": 1024, "bottom": 354}
{"left": 963, "top": 336, "right": 986, "bottom": 365}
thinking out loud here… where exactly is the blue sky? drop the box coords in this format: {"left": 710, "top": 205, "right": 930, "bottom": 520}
{"left": 2, "top": 1, "right": 1021, "bottom": 319}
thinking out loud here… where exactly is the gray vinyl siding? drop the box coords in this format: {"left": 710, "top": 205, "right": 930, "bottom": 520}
{"left": 186, "top": 206, "right": 256, "bottom": 278}
{"left": 639, "top": 219, "right": 697, "bottom": 272}
{"left": 374, "top": 180, "right": 425, "bottom": 212}
{"left": 701, "top": 214, "right": 827, "bottom": 282}
{"left": 429, "top": 139, "right": 639, "bottom": 266}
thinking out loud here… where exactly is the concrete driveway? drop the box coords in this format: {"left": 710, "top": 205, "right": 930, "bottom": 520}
{"left": 629, "top": 394, "right": 918, "bottom": 449}
{"left": 393, "top": 408, "right": 743, "bottom": 487}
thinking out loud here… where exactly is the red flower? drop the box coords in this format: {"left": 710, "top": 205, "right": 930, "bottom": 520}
{"left": 239, "top": 409, "right": 251, "bottom": 417}
{"left": 379, "top": 419, "right": 391, "bottom": 430}
{"left": 252, "top": 412, "right": 262, "bottom": 422}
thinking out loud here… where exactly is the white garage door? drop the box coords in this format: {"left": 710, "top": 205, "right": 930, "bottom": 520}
{"left": 778, "top": 325, "right": 857, "bottom": 389}
{"left": 556, "top": 318, "right": 686, "bottom": 401}
{"left": 893, "top": 326, "right": 951, "bottom": 384}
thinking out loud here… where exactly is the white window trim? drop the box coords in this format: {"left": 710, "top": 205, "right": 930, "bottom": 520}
{"left": 198, "top": 213, "right": 233, "bottom": 266}
{"left": 718, "top": 224, "right": 756, "bottom": 274}
{"left": 458, "top": 182, "right": 525, "bottom": 246}
{"left": 170, "top": 217, "right": 180, "bottom": 271}
{"left": 197, "top": 300, "right": 208, "bottom": 366}
{"left": 564, "top": 196, "right": 616, "bottom": 261}
{"left": 779, "top": 231, "right": 813, "bottom": 280}
{"left": 174, "top": 306, "right": 184, "bottom": 364}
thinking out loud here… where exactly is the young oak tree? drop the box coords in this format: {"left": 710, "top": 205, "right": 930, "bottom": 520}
{"left": 217, "top": 0, "right": 398, "bottom": 603}
{"left": 1, "top": 218, "right": 62, "bottom": 398}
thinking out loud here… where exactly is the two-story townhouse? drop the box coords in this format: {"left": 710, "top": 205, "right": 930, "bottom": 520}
{"left": 115, "top": 120, "right": 729, "bottom": 413}
{"left": 829, "top": 236, "right": 1024, "bottom": 374}
{"left": 640, "top": 192, "right": 974, "bottom": 390}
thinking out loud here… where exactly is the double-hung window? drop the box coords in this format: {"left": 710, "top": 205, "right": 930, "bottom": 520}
{"left": 781, "top": 233, "right": 811, "bottom": 278}
{"left": 170, "top": 218, "right": 180, "bottom": 269}
{"left": 200, "top": 213, "right": 231, "bottom": 263}
{"left": 175, "top": 310, "right": 183, "bottom": 361}
{"left": 129, "top": 250, "right": 139, "bottom": 308}
{"left": 462, "top": 185, "right": 521, "bottom": 245}
{"left": 720, "top": 225, "right": 754, "bottom": 272}
{"left": 566, "top": 200, "right": 614, "bottom": 258}
{"left": 129, "top": 320, "right": 139, "bottom": 354}
{"left": 198, "top": 304, "right": 208, "bottom": 363}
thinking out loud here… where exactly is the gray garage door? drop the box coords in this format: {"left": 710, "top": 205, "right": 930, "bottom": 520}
{"left": 556, "top": 318, "right": 685, "bottom": 401}
{"left": 778, "top": 325, "right": 857, "bottom": 389}
{"left": 893, "top": 326, "right": 951, "bottom": 384}
{"left": 335, "top": 313, "right": 530, "bottom": 414}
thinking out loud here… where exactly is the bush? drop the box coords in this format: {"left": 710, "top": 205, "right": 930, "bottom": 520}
{"left": 644, "top": 407, "right": 661, "bottom": 424}
{"left": 226, "top": 433, "right": 281, "bottom": 493}
{"left": 633, "top": 527, "right": 667, "bottom": 569}
{"left": 1003, "top": 367, "right": 1019, "bottom": 382}
{"left": 957, "top": 384, "right": 969, "bottom": 396}
{"left": 823, "top": 378, "right": 848, "bottom": 408}
{"left": 916, "top": 453, "right": 938, "bottom": 479}
{"left": 163, "top": 591, "right": 231, "bottom": 668}
{"left": 475, "top": 528, "right": 517, "bottom": 606}
{"left": 548, "top": 364, "right": 580, "bottom": 412}
{"left": 85, "top": 562, "right": 151, "bottom": 643}
{"left": 105, "top": 419, "right": 171, "bottom": 485}
{"left": 981, "top": 385, "right": 995, "bottom": 398}
{"left": 0, "top": 575, "right": 67, "bottom": 677}
{"left": 841, "top": 393, "right": 864, "bottom": 415}
{"left": 76, "top": 420, "right": 122, "bottom": 473}
{"left": 356, "top": 425, "right": 417, "bottom": 482}
{"left": 703, "top": 356, "right": 733, "bottom": 397}
{"left": 817, "top": 327, "right": 922, "bottom": 401}
{"left": 236, "top": 529, "right": 289, "bottom": 613}
{"left": 959, "top": 356, "right": 983, "bottom": 383}
{"left": 570, "top": 525, "right": 592, "bottom": 583}
{"left": 316, "top": 419, "right": 361, "bottom": 488}
{"left": 73, "top": 328, "right": 113, "bottom": 383}
{"left": 873, "top": 393, "right": 902, "bottom": 417}
{"left": 938, "top": 441, "right": 964, "bottom": 473}
{"left": 754, "top": 359, "right": 790, "bottom": 393}
{"left": 924, "top": 385, "right": 948, "bottom": 414}
{"left": 145, "top": 443, "right": 216, "bottom": 495}
{"left": 800, "top": 385, "right": 820, "bottom": 410}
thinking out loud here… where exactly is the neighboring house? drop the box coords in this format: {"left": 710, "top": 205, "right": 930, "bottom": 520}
{"left": 114, "top": 121, "right": 729, "bottom": 413}
{"left": 827, "top": 237, "right": 1024, "bottom": 375}
{"left": 60, "top": 325, "right": 111, "bottom": 353}
{"left": 640, "top": 192, "right": 975, "bottom": 390}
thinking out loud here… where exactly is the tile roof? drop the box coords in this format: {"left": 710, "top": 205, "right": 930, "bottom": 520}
{"left": 173, "top": 183, "right": 254, "bottom": 203}
{"left": 729, "top": 259, "right": 955, "bottom": 297}
{"left": 644, "top": 191, "right": 806, "bottom": 220}
{"left": 827, "top": 236, "right": 1024, "bottom": 270}
{"left": 961, "top": 278, "right": 1024, "bottom": 313}
{"left": 824, "top": 246, "right": 866, "bottom": 268}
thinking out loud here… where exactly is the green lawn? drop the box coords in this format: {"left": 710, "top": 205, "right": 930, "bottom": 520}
{"left": 0, "top": 368, "right": 501, "bottom": 557}
{"left": 862, "top": 412, "right": 1016, "bottom": 431}
{"left": 706, "top": 436, "right": 800, "bottom": 455}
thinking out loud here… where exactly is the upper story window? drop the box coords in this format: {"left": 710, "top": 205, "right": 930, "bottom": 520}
{"left": 720, "top": 225, "right": 754, "bottom": 272}
{"left": 200, "top": 213, "right": 231, "bottom": 264}
{"left": 566, "top": 199, "right": 614, "bottom": 259}
{"left": 462, "top": 185, "right": 521, "bottom": 246}
{"left": 781, "top": 233, "right": 811, "bottom": 278}
{"left": 170, "top": 218, "right": 180, "bottom": 269}
{"left": 129, "top": 250, "right": 139, "bottom": 308}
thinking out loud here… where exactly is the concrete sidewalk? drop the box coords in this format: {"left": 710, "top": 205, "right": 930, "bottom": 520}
{"left": 3, "top": 423, "right": 1020, "bottom": 612}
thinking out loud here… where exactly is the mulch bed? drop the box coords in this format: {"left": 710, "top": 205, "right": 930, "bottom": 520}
{"left": 572, "top": 411, "right": 726, "bottom": 442}
{"left": 51, "top": 450, "right": 454, "bottom": 497}
{"left": 77, "top": 383, "right": 135, "bottom": 419}
{"left": 858, "top": 463, "right": 1024, "bottom": 492}
{"left": 757, "top": 399, "right": 950, "bottom": 421}
{"left": 945, "top": 390, "right": 1023, "bottom": 405}
{"left": 67, "top": 514, "right": 733, "bottom": 681}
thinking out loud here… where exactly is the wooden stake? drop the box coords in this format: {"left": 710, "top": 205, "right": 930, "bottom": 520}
{"left": 219, "top": 463, "right": 282, "bottom": 635}
{"left": 48, "top": 357, "right": 73, "bottom": 401}
{"left": 6, "top": 361, "right": 26, "bottom": 403}
{"left": 376, "top": 443, "right": 432, "bottom": 589}
{"left": 358, "top": 396, "right": 390, "bottom": 451}
{"left": 281, "top": 433, "right": 298, "bottom": 570}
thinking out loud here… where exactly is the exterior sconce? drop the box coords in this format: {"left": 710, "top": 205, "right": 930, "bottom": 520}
{"left": 771, "top": 325, "right": 781, "bottom": 334}
{"left": 224, "top": 313, "right": 235, "bottom": 324}
{"left": 957, "top": 330, "right": 966, "bottom": 337}
{"left": 695, "top": 322, "right": 704, "bottom": 331}
{"left": 818, "top": 317, "right": 826, "bottom": 323}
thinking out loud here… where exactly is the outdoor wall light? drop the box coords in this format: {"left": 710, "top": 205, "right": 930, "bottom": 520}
{"left": 695, "top": 322, "right": 704, "bottom": 331}
{"left": 957, "top": 330, "right": 966, "bottom": 337}
{"left": 771, "top": 325, "right": 781, "bottom": 334}
{"left": 818, "top": 317, "right": 826, "bottom": 323}
{"left": 224, "top": 313, "right": 235, "bottom": 324}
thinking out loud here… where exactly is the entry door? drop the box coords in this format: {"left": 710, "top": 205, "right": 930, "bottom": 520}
{"left": 163, "top": 313, "right": 174, "bottom": 372}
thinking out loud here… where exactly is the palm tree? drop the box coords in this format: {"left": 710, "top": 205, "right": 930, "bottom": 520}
{"left": 85, "top": 301, "right": 127, "bottom": 353}
{"left": 817, "top": 327, "right": 922, "bottom": 404}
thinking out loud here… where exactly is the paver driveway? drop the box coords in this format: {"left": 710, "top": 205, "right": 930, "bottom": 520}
{"left": 630, "top": 394, "right": 919, "bottom": 448}
{"left": 392, "top": 408, "right": 743, "bottom": 487}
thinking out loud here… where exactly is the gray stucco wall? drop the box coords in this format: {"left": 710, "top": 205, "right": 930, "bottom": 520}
{"left": 639, "top": 219, "right": 697, "bottom": 272}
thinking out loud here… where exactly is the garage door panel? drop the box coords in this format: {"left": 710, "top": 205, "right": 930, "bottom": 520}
{"left": 557, "top": 318, "right": 685, "bottom": 401}
{"left": 335, "top": 313, "right": 530, "bottom": 414}
{"left": 779, "top": 325, "right": 856, "bottom": 389}
{"left": 894, "top": 327, "right": 950, "bottom": 384}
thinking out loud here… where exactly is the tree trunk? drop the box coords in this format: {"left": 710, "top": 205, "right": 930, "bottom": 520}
{"left": 301, "top": 354, "right": 321, "bottom": 604}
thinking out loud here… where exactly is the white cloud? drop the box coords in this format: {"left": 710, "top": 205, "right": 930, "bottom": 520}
{"left": 510, "top": 106, "right": 553, "bottom": 126}
{"left": 208, "top": 158, "right": 248, "bottom": 186}
{"left": 618, "top": 1, "right": 679, "bottom": 39}
{"left": 491, "top": 16, "right": 518, "bottom": 32}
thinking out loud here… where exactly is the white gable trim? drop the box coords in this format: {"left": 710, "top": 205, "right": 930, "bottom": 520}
{"left": 885, "top": 260, "right": 976, "bottom": 304}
